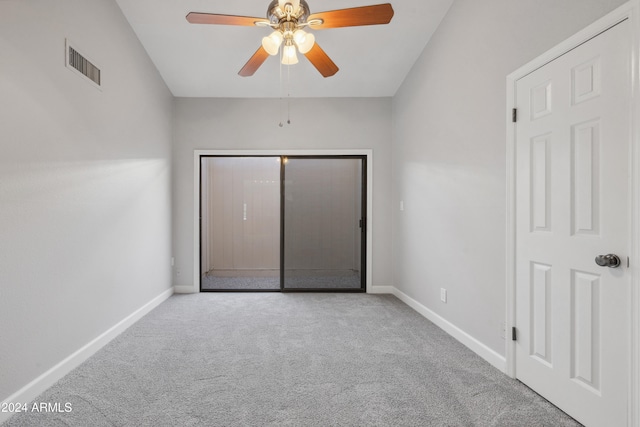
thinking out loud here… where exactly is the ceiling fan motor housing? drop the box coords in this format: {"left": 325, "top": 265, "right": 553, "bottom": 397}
{"left": 267, "top": 0, "right": 310, "bottom": 25}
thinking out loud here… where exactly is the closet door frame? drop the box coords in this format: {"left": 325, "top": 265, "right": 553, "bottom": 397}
{"left": 193, "top": 149, "right": 373, "bottom": 294}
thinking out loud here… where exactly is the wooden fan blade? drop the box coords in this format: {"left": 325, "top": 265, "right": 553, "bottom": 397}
{"left": 304, "top": 43, "right": 339, "bottom": 78}
{"left": 308, "top": 4, "right": 394, "bottom": 29}
{"left": 238, "top": 46, "right": 270, "bottom": 77}
{"left": 186, "top": 12, "right": 268, "bottom": 26}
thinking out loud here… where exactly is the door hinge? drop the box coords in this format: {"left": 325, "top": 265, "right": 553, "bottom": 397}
{"left": 512, "top": 327, "right": 517, "bottom": 341}
{"left": 512, "top": 108, "right": 517, "bottom": 123}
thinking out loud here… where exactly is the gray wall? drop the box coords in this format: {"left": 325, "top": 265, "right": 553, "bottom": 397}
{"left": 172, "top": 98, "right": 393, "bottom": 290}
{"left": 391, "top": 0, "right": 627, "bottom": 356}
{"left": 0, "top": 0, "right": 173, "bottom": 401}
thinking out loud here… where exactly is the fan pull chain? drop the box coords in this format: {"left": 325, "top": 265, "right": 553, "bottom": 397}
{"left": 277, "top": 46, "right": 293, "bottom": 127}
{"left": 279, "top": 47, "right": 284, "bottom": 127}
{"left": 287, "top": 59, "right": 291, "bottom": 125}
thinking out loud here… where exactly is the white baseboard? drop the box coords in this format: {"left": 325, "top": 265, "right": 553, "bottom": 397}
{"left": 392, "top": 287, "right": 506, "bottom": 373}
{"left": 173, "top": 285, "right": 197, "bottom": 294}
{"left": 368, "top": 285, "right": 394, "bottom": 294}
{"left": 0, "top": 287, "right": 174, "bottom": 424}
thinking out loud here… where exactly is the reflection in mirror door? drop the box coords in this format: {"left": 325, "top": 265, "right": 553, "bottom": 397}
{"left": 200, "top": 156, "right": 281, "bottom": 291}
{"left": 282, "top": 157, "right": 365, "bottom": 290}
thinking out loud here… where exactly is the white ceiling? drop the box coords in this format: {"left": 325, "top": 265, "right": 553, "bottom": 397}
{"left": 114, "top": 0, "right": 454, "bottom": 98}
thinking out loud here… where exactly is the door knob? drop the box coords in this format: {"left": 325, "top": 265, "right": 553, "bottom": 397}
{"left": 595, "top": 254, "right": 621, "bottom": 268}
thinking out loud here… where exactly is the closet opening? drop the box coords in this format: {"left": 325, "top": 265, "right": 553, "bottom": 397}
{"left": 199, "top": 155, "right": 366, "bottom": 292}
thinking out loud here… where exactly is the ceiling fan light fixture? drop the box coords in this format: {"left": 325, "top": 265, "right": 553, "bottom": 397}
{"left": 282, "top": 44, "right": 299, "bottom": 64}
{"left": 262, "top": 30, "right": 284, "bottom": 55}
{"left": 293, "top": 29, "right": 315, "bottom": 54}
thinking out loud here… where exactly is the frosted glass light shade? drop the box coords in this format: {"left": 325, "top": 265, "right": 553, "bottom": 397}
{"left": 282, "top": 45, "right": 299, "bottom": 65}
{"left": 278, "top": 0, "right": 300, "bottom": 14}
{"left": 293, "top": 30, "right": 315, "bottom": 54}
{"left": 261, "top": 31, "right": 283, "bottom": 56}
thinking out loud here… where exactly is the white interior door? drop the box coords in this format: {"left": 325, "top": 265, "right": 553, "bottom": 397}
{"left": 514, "top": 19, "right": 631, "bottom": 426}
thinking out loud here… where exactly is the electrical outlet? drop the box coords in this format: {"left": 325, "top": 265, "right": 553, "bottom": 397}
{"left": 440, "top": 288, "right": 447, "bottom": 303}
{"left": 400, "top": 201, "right": 404, "bottom": 211}
{"left": 501, "top": 321, "right": 506, "bottom": 339}
{"left": 171, "top": 257, "right": 175, "bottom": 267}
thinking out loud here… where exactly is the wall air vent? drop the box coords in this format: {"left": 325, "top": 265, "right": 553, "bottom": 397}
{"left": 65, "top": 39, "right": 101, "bottom": 89}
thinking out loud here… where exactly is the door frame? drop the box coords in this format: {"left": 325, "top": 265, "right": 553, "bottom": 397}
{"left": 193, "top": 149, "right": 374, "bottom": 293}
{"left": 505, "top": 1, "right": 640, "bottom": 425}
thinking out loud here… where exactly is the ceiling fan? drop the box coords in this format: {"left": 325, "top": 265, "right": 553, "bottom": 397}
{"left": 186, "top": 1, "right": 394, "bottom": 78}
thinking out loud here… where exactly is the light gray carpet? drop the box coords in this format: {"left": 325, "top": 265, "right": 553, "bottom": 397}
{"left": 201, "top": 274, "right": 361, "bottom": 290}
{"left": 3, "top": 294, "right": 579, "bottom": 427}
{"left": 201, "top": 276, "right": 281, "bottom": 290}
{"left": 282, "top": 274, "right": 361, "bottom": 289}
